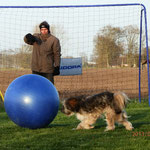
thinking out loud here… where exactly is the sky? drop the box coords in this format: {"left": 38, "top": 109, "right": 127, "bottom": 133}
{"left": 0, "top": 0, "right": 150, "bottom": 59}
{"left": 0, "top": 0, "right": 149, "bottom": 6}
{"left": 0, "top": 0, "right": 149, "bottom": 25}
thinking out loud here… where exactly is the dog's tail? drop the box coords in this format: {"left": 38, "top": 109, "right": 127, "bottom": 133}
{"left": 113, "top": 92, "right": 130, "bottom": 114}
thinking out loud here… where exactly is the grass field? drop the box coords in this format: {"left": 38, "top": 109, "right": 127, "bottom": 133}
{"left": 0, "top": 99, "right": 150, "bottom": 150}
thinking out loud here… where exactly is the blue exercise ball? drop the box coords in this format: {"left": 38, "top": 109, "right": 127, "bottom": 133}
{"left": 4, "top": 74, "right": 59, "bottom": 129}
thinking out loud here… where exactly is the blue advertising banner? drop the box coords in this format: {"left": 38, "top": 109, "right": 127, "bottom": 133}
{"left": 60, "top": 58, "right": 82, "bottom": 76}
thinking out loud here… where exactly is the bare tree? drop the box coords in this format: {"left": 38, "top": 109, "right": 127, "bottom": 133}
{"left": 93, "top": 25, "right": 124, "bottom": 68}
{"left": 93, "top": 25, "right": 142, "bottom": 68}
{"left": 123, "top": 25, "right": 140, "bottom": 67}
{"left": 14, "top": 45, "right": 32, "bottom": 68}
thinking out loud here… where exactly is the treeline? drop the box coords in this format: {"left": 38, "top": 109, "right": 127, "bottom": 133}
{"left": 0, "top": 45, "right": 32, "bottom": 69}
{"left": 0, "top": 25, "right": 149, "bottom": 69}
{"left": 92, "top": 25, "right": 148, "bottom": 68}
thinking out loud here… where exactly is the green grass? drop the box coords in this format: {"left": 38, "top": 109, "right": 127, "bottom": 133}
{"left": 0, "top": 100, "right": 150, "bottom": 150}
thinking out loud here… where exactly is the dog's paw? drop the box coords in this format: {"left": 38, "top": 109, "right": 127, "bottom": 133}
{"left": 104, "top": 128, "right": 114, "bottom": 132}
{"left": 89, "top": 125, "right": 94, "bottom": 129}
{"left": 76, "top": 125, "right": 94, "bottom": 130}
{"left": 125, "top": 122, "right": 134, "bottom": 131}
{"left": 104, "top": 126, "right": 115, "bottom": 132}
{"left": 126, "top": 126, "right": 134, "bottom": 131}
{"left": 76, "top": 125, "right": 84, "bottom": 130}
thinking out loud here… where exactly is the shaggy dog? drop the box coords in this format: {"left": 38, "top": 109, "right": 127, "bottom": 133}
{"left": 61, "top": 91, "right": 133, "bottom": 131}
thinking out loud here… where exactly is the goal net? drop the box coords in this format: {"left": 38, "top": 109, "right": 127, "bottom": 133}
{"left": 0, "top": 4, "right": 149, "bottom": 101}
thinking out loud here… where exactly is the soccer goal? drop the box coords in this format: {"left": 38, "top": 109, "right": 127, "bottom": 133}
{"left": 0, "top": 4, "right": 149, "bottom": 104}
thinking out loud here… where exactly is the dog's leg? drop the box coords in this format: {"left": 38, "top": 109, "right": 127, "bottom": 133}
{"left": 115, "top": 112, "right": 133, "bottom": 131}
{"left": 76, "top": 117, "right": 97, "bottom": 130}
{"left": 105, "top": 113, "right": 115, "bottom": 131}
{"left": 76, "top": 123, "right": 93, "bottom": 130}
{"left": 122, "top": 121, "right": 133, "bottom": 130}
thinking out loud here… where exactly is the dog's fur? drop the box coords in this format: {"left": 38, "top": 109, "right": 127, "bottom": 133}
{"left": 61, "top": 91, "right": 133, "bottom": 131}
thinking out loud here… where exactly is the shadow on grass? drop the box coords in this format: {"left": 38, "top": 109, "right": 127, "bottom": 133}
{"left": 132, "top": 122, "right": 150, "bottom": 129}
{"left": 48, "top": 123, "right": 72, "bottom": 128}
{"left": 0, "top": 100, "right": 5, "bottom": 112}
{"left": 0, "top": 112, "right": 10, "bottom": 122}
{"left": 128, "top": 109, "right": 150, "bottom": 128}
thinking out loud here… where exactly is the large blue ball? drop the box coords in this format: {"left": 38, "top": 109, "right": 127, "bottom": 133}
{"left": 4, "top": 74, "right": 59, "bottom": 129}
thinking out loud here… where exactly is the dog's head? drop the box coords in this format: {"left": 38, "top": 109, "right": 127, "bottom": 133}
{"left": 61, "top": 96, "right": 84, "bottom": 116}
